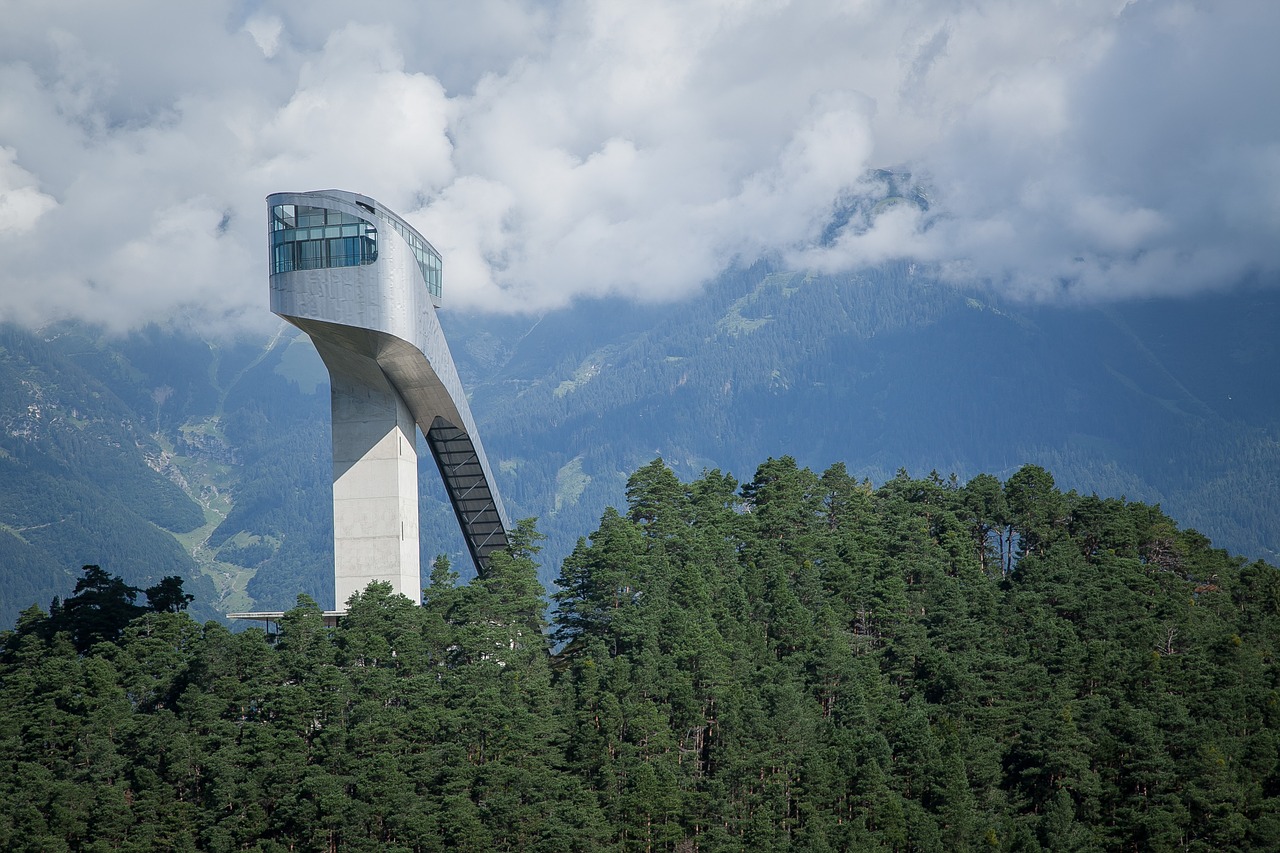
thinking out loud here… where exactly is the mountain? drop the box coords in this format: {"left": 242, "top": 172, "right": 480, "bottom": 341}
{"left": 447, "top": 262, "right": 1280, "bottom": 577}
{"left": 0, "top": 261, "right": 1277, "bottom": 622}
{"left": 0, "top": 326, "right": 216, "bottom": 623}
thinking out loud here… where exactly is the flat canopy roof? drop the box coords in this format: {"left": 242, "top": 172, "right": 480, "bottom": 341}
{"left": 228, "top": 610, "right": 347, "bottom": 628}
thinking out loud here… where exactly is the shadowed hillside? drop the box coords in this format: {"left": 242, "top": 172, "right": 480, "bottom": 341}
{"left": 1, "top": 263, "right": 1277, "bottom": 620}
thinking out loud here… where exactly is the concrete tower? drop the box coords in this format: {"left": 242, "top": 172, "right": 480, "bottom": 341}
{"left": 266, "top": 190, "right": 510, "bottom": 609}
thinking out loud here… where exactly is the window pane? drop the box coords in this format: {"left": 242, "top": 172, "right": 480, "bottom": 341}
{"left": 268, "top": 203, "right": 378, "bottom": 273}
{"left": 299, "top": 240, "right": 323, "bottom": 269}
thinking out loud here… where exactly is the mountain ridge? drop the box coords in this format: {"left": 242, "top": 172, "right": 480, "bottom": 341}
{"left": 0, "top": 262, "right": 1276, "bottom": 622}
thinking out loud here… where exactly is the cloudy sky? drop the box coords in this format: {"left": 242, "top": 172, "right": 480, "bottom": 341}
{"left": 0, "top": 0, "right": 1277, "bottom": 333}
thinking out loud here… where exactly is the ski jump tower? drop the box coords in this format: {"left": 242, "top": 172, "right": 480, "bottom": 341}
{"left": 266, "top": 189, "right": 510, "bottom": 609}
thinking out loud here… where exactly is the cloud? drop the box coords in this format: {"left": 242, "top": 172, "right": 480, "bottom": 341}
{"left": 246, "top": 15, "right": 284, "bottom": 60}
{"left": 0, "top": 0, "right": 1276, "bottom": 332}
{"left": 894, "top": 0, "right": 1280, "bottom": 302}
{"left": 0, "top": 148, "right": 57, "bottom": 234}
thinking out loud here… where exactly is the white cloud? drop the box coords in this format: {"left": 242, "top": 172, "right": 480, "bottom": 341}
{"left": 0, "top": 148, "right": 57, "bottom": 234}
{"left": 245, "top": 15, "right": 284, "bottom": 60}
{"left": 0, "top": 0, "right": 1276, "bottom": 332}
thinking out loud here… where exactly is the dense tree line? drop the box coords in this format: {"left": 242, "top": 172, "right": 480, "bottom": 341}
{"left": 2, "top": 459, "right": 1278, "bottom": 850}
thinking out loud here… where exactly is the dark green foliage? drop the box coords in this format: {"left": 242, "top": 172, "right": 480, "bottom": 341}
{"left": 0, "top": 536, "right": 608, "bottom": 851}
{"left": 12, "top": 565, "right": 196, "bottom": 652}
{"left": 144, "top": 575, "right": 195, "bottom": 613}
{"left": 2, "top": 463, "right": 1278, "bottom": 850}
{"left": 547, "top": 459, "right": 1280, "bottom": 850}
{"left": 57, "top": 563, "right": 148, "bottom": 651}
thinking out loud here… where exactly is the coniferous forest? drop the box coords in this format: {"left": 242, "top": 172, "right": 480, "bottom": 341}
{"left": 2, "top": 459, "right": 1278, "bottom": 852}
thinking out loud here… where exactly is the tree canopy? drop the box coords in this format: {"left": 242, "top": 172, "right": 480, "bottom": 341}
{"left": 2, "top": 461, "right": 1278, "bottom": 851}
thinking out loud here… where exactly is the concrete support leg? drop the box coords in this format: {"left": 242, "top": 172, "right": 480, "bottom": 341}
{"left": 326, "top": 349, "right": 421, "bottom": 607}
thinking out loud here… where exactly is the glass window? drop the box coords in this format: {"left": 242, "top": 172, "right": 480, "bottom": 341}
{"left": 271, "top": 204, "right": 296, "bottom": 230}
{"left": 270, "top": 201, "right": 441, "bottom": 301}
{"left": 269, "top": 203, "right": 378, "bottom": 275}
{"left": 374, "top": 213, "right": 443, "bottom": 301}
{"left": 299, "top": 240, "right": 324, "bottom": 269}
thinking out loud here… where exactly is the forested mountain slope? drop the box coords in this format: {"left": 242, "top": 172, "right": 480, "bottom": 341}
{"left": 1, "top": 263, "right": 1276, "bottom": 619}
{"left": 447, "top": 264, "right": 1280, "bottom": 583}
{"left": 2, "top": 459, "right": 1276, "bottom": 850}
{"left": 0, "top": 326, "right": 216, "bottom": 624}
